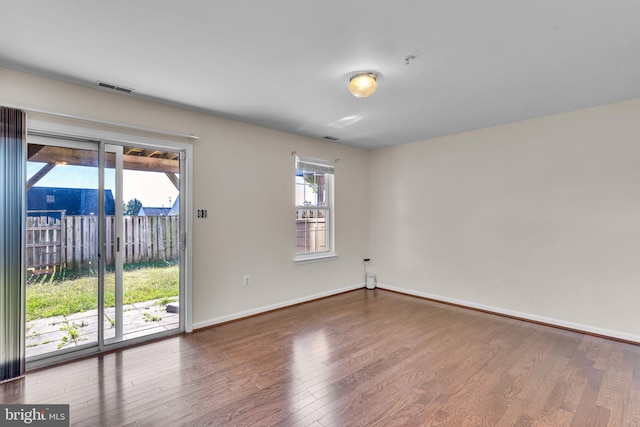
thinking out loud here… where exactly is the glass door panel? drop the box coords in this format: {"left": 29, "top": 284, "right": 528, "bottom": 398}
{"left": 25, "top": 136, "right": 100, "bottom": 359}
{"left": 105, "top": 144, "right": 181, "bottom": 344}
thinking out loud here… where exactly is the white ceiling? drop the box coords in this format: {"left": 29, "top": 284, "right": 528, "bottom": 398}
{"left": 1, "top": 1, "right": 639, "bottom": 150}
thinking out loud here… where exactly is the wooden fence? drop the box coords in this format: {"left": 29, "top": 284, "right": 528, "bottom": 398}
{"left": 26, "top": 213, "right": 180, "bottom": 270}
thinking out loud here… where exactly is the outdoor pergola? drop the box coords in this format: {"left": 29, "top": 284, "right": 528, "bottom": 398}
{"left": 27, "top": 143, "right": 180, "bottom": 190}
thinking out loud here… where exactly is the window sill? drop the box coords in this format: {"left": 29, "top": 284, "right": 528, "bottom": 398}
{"left": 294, "top": 253, "right": 338, "bottom": 265}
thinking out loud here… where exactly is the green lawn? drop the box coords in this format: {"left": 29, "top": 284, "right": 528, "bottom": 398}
{"left": 26, "top": 261, "right": 179, "bottom": 321}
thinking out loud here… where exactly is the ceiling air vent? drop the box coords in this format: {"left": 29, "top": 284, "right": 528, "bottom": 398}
{"left": 323, "top": 135, "right": 339, "bottom": 141}
{"left": 97, "top": 81, "right": 134, "bottom": 94}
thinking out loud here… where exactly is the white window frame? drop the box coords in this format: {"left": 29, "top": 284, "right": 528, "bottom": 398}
{"left": 294, "top": 156, "right": 336, "bottom": 263}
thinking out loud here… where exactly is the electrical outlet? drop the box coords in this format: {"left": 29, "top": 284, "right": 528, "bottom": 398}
{"left": 243, "top": 275, "right": 250, "bottom": 286}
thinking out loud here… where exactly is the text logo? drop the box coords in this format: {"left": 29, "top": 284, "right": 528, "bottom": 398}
{"left": 0, "top": 405, "right": 69, "bottom": 426}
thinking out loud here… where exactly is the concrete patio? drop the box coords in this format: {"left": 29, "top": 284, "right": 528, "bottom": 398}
{"left": 26, "top": 298, "right": 179, "bottom": 358}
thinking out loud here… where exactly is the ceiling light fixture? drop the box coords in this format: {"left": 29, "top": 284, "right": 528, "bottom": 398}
{"left": 348, "top": 73, "right": 377, "bottom": 98}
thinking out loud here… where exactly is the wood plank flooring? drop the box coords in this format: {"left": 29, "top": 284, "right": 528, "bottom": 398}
{"left": 3, "top": 289, "right": 640, "bottom": 426}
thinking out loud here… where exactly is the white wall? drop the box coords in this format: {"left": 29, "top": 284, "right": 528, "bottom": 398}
{"left": 0, "top": 67, "right": 370, "bottom": 328}
{"left": 6, "top": 65, "right": 640, "bottom": 342}
{"left": 370, "top": 98, "right": 640, "bottom": 340}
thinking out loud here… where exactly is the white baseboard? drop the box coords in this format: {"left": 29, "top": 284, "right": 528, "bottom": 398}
{"left": 377, "top": 282, "right": 640, "bottom": 344}
{"left": 192, "top": 283, "right": 365, "bottom": 330}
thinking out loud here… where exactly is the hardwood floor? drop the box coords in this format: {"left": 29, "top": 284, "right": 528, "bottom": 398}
{"left": 3, "top": 289, "right": 640, "bottom": 426}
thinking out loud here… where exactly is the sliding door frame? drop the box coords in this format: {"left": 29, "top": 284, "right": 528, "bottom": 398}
{"left": 25, "top": 119, "right": 194, "bottom": 370}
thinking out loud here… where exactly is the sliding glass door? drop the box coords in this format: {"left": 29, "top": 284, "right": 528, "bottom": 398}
{"left": 25, "top": 134, "right": 183, "bottom": 366}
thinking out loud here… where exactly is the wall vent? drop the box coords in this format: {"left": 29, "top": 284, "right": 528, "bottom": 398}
{"left": 97, "top": 81, "right": 134, "bottom": 94}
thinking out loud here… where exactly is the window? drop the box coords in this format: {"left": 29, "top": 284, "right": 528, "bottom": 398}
{"left": 295, "top": 156, "right": 335, "bottom": 261}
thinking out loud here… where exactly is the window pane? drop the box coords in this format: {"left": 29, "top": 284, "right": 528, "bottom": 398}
{"left": 295, "top": 208, "right": 327, "bottom": 254}
{"left": 295, "top": 169, "right": 326, "bottom": 207}
{"left": 295, "top": 156, "right": 333, "bottom": 259}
